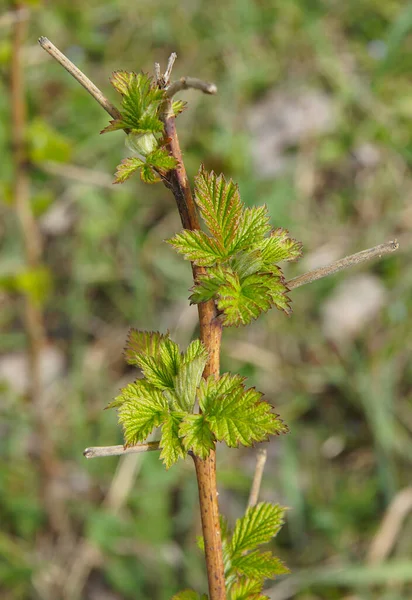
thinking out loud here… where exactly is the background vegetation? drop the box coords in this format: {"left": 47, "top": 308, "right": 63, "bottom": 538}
{"left": 1, "top": 1, "right": 411, "bottom": 598}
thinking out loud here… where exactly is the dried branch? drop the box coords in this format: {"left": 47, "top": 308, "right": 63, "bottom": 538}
{"left": 248, "top": 448, "right": 267, "bottom": 507}
{"left": 287, "top": 240, "right": 399, "bottom": 291}
{"left": 166, "top": 76, "right": 218, "bottom": 98}
{"left": 84, "top": 442, "right": 160, "bottom": 459}
{"left": 38, "top": 37, "right": 120, "bottom": 120}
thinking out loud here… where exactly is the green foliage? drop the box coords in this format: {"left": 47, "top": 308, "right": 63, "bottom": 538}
{"left": 102, "top": 71, "right": 165, "bottom": 135}
{"left": 167, "top": 167, "right": 302, "bottom": 326}
{"left": 102, "top": 71, "right": 178, "bottom": 183}
{"left": 196, "top": 502, "right": 288, "bottom": 598}
{"left": 111, "top": 330, "right": 286, "bottom": 467}
{"left": 198, "top": 374, "right": 288, "bottom": 447}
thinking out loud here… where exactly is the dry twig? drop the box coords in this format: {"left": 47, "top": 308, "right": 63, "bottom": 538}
{"left": 287, "top": 241, "right": 399, "bottom": 291}
{"left": 166, "top": 76, "right": 218, "bottom": 98}
{"left": 38, "top": 37, "right": 120, "bottom": 120}
{"left": 84, "top": 441, "right": 160, "bottom": 458}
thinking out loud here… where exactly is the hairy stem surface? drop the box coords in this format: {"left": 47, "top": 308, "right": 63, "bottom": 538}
{"left": 162, "top": 99, "right": 226, "bottom": 600}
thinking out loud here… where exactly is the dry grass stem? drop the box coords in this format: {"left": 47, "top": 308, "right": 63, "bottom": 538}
{"left": 248, "top": 448, "right": 267, "bottom": 507}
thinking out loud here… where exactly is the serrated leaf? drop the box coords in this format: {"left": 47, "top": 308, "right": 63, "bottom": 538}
{"left": 230, "top": 250, "right": 266, "bottom": 279}
{"left": 257, "top": 228, "right": 303, "bottom": 266}
{"left": 167, "top": 229, "right": 226, "bottom": 266}
{"left": 194, "top": 167, "right": 243, "bottom": 251}
{"left": 189, "top": 266, "right": 228, "bottom": 304}
{"left": 231, "top": 503, "right": 285, "bottom": 556}
{"left": 182, "top": 339, "right": 209, "bottom": 364}
{"left": 117, "top": 383, "right": 167, "bottom": 446}
{"left": 159, "top": 411, "right": 186, "bottom": 468}
{"left": 124, "top": 329, "right": 169, "bottom": 365}
{"left": 266, "top": 275, "right": 292, "bottom": 315}
{"left": 232, "top": 205, "right": 271, "bottom": 252}
{"left": 146, "top": 147, "right": 178, "bottom": 172}
{"left": 180, "top": 414, "right": 215, "bottom": 459}
{"left": 200, "top": 375, "right": 287, "bottom": 447}
{"left": 172, "top": 99, "right": 188, "bottom": 116}
{"left": 173, "top": 355, "right": 208, "bottom": 411}
{"left": 229, "top": 578, "right": 265, "bottom": 600}
{"left": 133, "top": 336, "right": 181, "bottom": 390}
{"left": 107, "top": 378, "right": 155, "bottom": 409}
{"left": 102, "top": 72, "right": 165, "bottom": 136}
{"left": 110, "top": 70, "right": 136, "bottom": 96}
{"left": 114, "top": 157, "right": 144, "bottom": 183}
{"left": 198, "top": 373, "right": 245, "bottom": 413}
{"left": 216, "top": 272, "right": 273, "bottom": 327}
{"left": 232, "top": 550, "right": 289, "bottom": 580}
{"left": 190, "top": 262, "right": 291, "bottom": 326}
{"left": 140, "top": 163, "right": 161, "bottom": 183}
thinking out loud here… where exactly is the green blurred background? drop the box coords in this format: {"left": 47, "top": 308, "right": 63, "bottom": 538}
{"left": 1, "top": 1, "right": 411, "bottom": 599}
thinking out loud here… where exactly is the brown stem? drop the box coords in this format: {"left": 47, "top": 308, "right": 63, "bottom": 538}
{"left": 11, "top": 2, "right": 63, "bottom": 535}
{"left": 162, "top": 97, "right": 226, "bottom": 600}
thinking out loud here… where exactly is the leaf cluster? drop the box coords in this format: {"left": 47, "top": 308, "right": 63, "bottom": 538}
{"left": 110, "top": 330, "right": 287, "bottom": 468}
{"left": 168, "top": 167, "right": 302, "bottom": 326}
{"left": 176, "top": 502, "right": 289, "bottom": 599}
{"left": 101, "top": 71, "right": 179, "bottom": 183}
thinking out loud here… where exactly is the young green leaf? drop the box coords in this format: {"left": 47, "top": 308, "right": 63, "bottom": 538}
{"left": 229, "top": 578, "right": 266, "bottom": 600}
{"left": 194, "top": 166, "right": 243, "bottom": 251}
{"left": 114, "top": 157, "right": 144, "bottom": 184}
{"left": 232, "top": 550, "right": 289, "bottom": 580}
{"left": 101, "top": 71, "right": 165, "bottom": 136}
{"left": 134, "top": 337, "right": 181, "bottom": 390}
{"left": 189, "top": 266, "right": 228, "bottom": 304}
{"left": 146, "top": 147, "right": 178, "bottom": 172}
{"left": 167, "top": 229, "right": 226, "bottom": 266}
{"left": 172, "top": 355, "right": 208, "bottom": 411}
{"left": 117, "top": 383, "right": 167, "bottom": 446}
{"left": 159, "top": 411, "right": 186, "bottom": 469}
{"left": 231, "top": 503, "right": 285, "bottom": 556}
{"left": 256, "top": 228, "right": 303, "bottom": 266}
{"left": 231, "top": 205, "right": 271, "bottom": 252}
{"left": 199, "top": 375, "right": 288, "bottom": 447}
{"left": 182, "top": 339, "right": 209, "bottom": 364}
{"left": 215, "top": 272, "right": 274, "bottom": 327}
{"left": 124, "top": 329, "right": 169, "bottom": 366}
{"left": 172, "top": 99, "right": 188, "bottom": 116}
{"left": 180, "top": 414, "right": 215, "bottom": 459}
